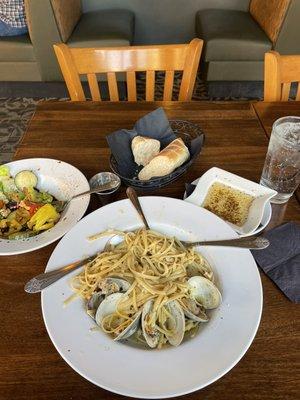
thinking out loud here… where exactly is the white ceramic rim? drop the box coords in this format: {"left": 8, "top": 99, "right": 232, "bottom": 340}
{"left": 42, "top": 197, "right": 263, "bottom": 399}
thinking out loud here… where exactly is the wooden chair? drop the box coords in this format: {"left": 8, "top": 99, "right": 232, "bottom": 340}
{"left": 53, "top": 39, "right": 203, "bottom": 101}
{"left": 264, "top": 51, "right": 300, "bottom": 101}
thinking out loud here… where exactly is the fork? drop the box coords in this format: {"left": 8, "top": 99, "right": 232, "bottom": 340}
{"left": 125, "top": 187, "right": 269, "bottom": 249}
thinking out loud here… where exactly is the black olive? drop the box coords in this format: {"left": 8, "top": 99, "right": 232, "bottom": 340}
{"left": 7, "top": 201, "right": 18, "bottom": 210}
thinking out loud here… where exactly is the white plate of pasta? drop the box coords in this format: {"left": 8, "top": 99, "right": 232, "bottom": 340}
{"left": 42, "top": 197, "right": 262, "bottom": 398}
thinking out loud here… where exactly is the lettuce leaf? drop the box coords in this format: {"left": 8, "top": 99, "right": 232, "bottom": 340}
{"left": 0, "top": 165, "right": 9, "bottom": 177}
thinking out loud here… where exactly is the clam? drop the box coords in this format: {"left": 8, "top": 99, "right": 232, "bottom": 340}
{"left": 95, "top": 292, "right": 124, "bottom": 325}
{"left": 114, "top": 311, "right": 141, "bottom": 341}
{"left": 188, "top": 276, "right": 222, "bottom": 310}
{"left": 95, "top": 292, "right": 141, "bottom": 341}
{"left": 141, "top": 300, "right": 161, "bottom": 348}
{"left": 164, "top": 300, "right": 185, "bottom": 346}
{"left": 186, "top": 259, "right": 213, "bottom": 280}
{"left": 86, "top": 277, "right": 130, "bottom": 320}
{"left": 86, "top": 292, "right": 104, "bottom": 319}
{"left": 142, "top": 299, "right": 185, "bottom": 348}
{"left": 99, "top": 277, "right": 130, "bottom": 295}
{"left": 181, "top": 297, "right": 209, "bottom": 322}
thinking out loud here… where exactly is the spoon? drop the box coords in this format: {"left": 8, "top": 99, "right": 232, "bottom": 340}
{"left": 24, "top": 233, "right": 268, "bottom": 293}
{"left": 72, "top": 182, "right": 120, "bottom": 199}
{"left": 24, "top": 188, "right": 269, "bottom": 294}
{"left": 59, "top": 180, "right": 120, "bottom": 210}
{"left": 24, "top": 253, "right": 99, "bottom": 294}
{"left": 126, "top": 187, "right": 150, "bottom": 229}
{"left": 125, "top": 186, "right": 270, "bottom": 250}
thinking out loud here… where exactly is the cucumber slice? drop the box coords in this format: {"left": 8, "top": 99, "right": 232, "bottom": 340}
{"left": 15, "top": 170, "right": 38, "bottom": 190}
{"left": 2, "top": 178, "right": 18, "bottom": 194}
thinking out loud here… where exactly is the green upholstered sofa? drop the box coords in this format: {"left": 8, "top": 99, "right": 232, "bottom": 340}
{"left": 0, "top": 0, "right": 135, "bottom": 81}
{"left": 196, "top": 0, "right": 300, "bottom": 81}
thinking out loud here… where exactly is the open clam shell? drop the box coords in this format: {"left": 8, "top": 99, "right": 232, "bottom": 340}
{"left": 95, "top": 292, "right": 140, "bottom": 341}
{"left": 95, "top": 292, "right": 124, "bottom": 326}
{"left": 141, "top": 300, "right": 161, "bottom": 349}
{"left": 115, "top": 311, "right": 141, "bottom": 341}
{"left": 186, "top": 258, "right": 213, "bottom": 281}
{"left": 86, "top": 277, "right": 130, "bottom": 320}
{"left": 181, "top": 298, "right": 209, "bottom": 323}
{"left": 188, "top": 276, "right": 222, "bottom": 310}
{"left": 99, "top": 277, "right": 130, "bottom": 295}
{"left": 142, "top": 300, "right": 186, "bottom": 348}
{"left": 86, "top": 292, "right": 105, "bottom": 319}
{"left": 165, "top": 300, "right": 185, "bottom": 347}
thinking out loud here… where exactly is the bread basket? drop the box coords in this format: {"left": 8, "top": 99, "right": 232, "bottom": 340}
{"left": 110, "top": 120, "right": 204, "bottom": 190}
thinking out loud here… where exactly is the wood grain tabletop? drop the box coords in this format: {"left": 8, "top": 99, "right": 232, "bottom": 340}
{"left": 253, "top": 101, "right": 300, "bottom": 137}
{"left": 1, "top": 101, "right": 299, "bottom": 400}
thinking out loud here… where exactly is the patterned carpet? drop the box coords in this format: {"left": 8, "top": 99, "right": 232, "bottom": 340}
{"left": 0, "top": 75, "right": 208, "bottom": 164}
{"left": 0, "top": 97, "right": 38, "bottom": 164}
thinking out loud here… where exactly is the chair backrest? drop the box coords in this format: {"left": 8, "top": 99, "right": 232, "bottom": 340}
{"left": 50, "top": 0, "right": 82, "bottom": 42}
{"left": 53, "top": 39, "right": 203, "bottom": 101}
{"left": 250, "top": 0, "right": 291, "bottom": 45}
{"left": 264, "top": 51, "right": 300, "bottom": 101}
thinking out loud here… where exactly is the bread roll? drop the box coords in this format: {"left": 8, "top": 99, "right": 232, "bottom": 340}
{"left": 131, "top": 136, "right": 161, "bottom": 166}
{"left": 138, "top": 138, "right": 190, "bottom": 181}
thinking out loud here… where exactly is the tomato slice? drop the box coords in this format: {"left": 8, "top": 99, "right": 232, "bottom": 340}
{"left": 20, "top": 201, "right": 43, "bottom": 216}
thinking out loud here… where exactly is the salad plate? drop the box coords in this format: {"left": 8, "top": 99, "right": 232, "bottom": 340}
{"left": 0, "top": 158, "right": 90, "bottom": 256}
{"left": 42, "top": 197, "right": 262, "bottom": 398}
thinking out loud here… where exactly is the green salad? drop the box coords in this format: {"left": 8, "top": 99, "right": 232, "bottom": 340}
{"left": 0, "top": 165, "right": 63, "bottom": 240}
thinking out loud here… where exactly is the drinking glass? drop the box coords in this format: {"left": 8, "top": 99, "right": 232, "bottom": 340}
{"left": 89, "top": 172, "right": 121, "bottom": 206}
{"left": 260, "top": 116, "right": 300, "bottom": 204}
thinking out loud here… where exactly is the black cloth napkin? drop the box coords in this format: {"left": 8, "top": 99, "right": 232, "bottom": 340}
{"left": 252, "top": 222, "right": 300, "bottom": 303}
{"left": 186, "top": 182, "right": 300, "bottom": 303}
{"left": 106, "top": 107, "right": 204, "bottom": 179}
{"left": 185, "top": 183, "right": 196, "bottom": 198}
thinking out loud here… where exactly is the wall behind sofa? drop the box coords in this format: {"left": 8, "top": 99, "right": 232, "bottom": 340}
{"left": 83, "top": 0, "right": 250, "bottom": 44}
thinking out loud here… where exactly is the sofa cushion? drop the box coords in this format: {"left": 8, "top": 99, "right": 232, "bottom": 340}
{"left": 0, "top": 34, "right": 35, "bottom": 62}
{"left": 24, "top": 0, "right": 33, "bottom": 42}
{"left": 196, "top": 9, "right": 272, "bottom": 62}
{"left": 204, "top": 61, "right": 264, "bottom": 81}
{"left": 67, "top": 9, "right": 134, "bottom": 48}
{"left": 250, "top": 0, "right": 291, "bottom": 44}
{"left": 51, "top": 0, "right": 82, "bottom": 43}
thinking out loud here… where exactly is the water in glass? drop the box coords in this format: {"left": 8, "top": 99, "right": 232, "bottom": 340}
{"left": 260, "top": 117, "right": 300, "bottom": 204}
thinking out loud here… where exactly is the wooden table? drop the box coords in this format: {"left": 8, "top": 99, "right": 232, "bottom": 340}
{"left": 1, "top": 101, "right": 299, "bottom": 400}
{"left": 253, "top": 101, "right": 300, "bottom": 203}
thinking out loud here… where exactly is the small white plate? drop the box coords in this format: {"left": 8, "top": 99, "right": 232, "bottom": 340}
{"left": 42, "top": 197, "right": 262, "bottom": 398}
{"left": 184, "top": 168, "right": 276, "bottom": 236}
{"left": 0, "top": 158, "right": 90, "bottom": 255}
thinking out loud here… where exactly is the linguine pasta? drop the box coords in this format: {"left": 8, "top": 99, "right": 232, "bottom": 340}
{"left": 71, "top": 229, "right": 217, "bottom": 348}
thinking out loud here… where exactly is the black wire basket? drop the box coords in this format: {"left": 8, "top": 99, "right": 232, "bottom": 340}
{"left": 110, "top": 120, "right": 205, "bottom": 190}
